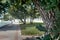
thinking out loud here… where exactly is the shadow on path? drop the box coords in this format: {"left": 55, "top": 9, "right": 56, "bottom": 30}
{"left": 0, "top": 24, "right": 20, "bottom": 31}
{"left": 23, "top": 37, "right": 37, "bottom": 40}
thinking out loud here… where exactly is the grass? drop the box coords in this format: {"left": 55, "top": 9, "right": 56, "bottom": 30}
{"left": 20, "top": 23, "right": 45, "bottom": 36}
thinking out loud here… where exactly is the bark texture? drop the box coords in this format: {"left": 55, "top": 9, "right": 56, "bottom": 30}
{"left": 33, "top": 0, "right": 55, "bottom": 32}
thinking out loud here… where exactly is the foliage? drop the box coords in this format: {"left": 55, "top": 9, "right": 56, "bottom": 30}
{"left": 32, "top": 0, "right": 60, "bottom": 40}
{"left": 36, "top": 24, "right": 47, "bottom": 32}
{"left": 20, "top": 23, "right": 44, "bottom": 35}
{"left": 36, "top": 33, "right": 60, "bottom": 40}
{"left": 22, "top": 27, "right": 44, "bottom": 35}
{"left": 0, "top": 1, "right": 10, "bottom": 14}
{"left": 8, "top": 0, "right": 40, "bottom": 24}
{"left": 38, "top": 0, "right": 58, "bottom": 10}
{"left": 0, "top": 0, "right": 60, "bottom": 40}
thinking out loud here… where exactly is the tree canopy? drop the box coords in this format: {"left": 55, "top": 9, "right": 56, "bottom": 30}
{"left": 0, "top": 0, "right": 60, "bottom": 40}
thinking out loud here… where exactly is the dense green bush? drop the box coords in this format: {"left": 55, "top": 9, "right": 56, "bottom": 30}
{"left": 21, "top": 27, "right": 44, "bottom": 35}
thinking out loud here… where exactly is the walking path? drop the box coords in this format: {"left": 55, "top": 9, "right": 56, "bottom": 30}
{"left": 0, "top": 24, "right": 22, "bottom": 40}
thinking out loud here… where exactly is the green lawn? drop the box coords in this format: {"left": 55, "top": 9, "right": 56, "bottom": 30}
{"left": 20, "top": 23, "right": 45, "bottom": 36}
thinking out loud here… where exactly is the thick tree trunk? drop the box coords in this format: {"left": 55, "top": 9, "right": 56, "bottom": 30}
{"left": 33, "top": 0, "right": 55, "bottom": 33}
{"left": 33, "top": 0, "right": 60, "bottom": 40}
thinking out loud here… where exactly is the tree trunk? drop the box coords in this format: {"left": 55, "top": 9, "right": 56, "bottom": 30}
{"left": 23, "top": 16, "right": 26, "bottom": 24}
{"left": 33, "top": 0, "right": 55, "bottom": 33}
{"left": 30, "top": 17, "right": 33, "bottom": 24}
{"left": 20, "top": 19, "right": 24, "bottom": 22}
{"left": 33, "top": 0, "right": 60, "bottom": 40}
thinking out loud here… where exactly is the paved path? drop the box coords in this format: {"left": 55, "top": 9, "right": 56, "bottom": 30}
{"left": 0, "top": 24, "right": 22, "bottom": 40}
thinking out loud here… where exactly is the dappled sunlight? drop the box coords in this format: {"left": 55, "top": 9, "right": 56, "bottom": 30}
{"left": 0, "top": 0, "right": 60, "bottom": 40}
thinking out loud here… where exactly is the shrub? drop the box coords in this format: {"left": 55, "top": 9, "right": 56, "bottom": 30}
{"left": 21, "top": 27, "right": 44, "bottom": 35}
